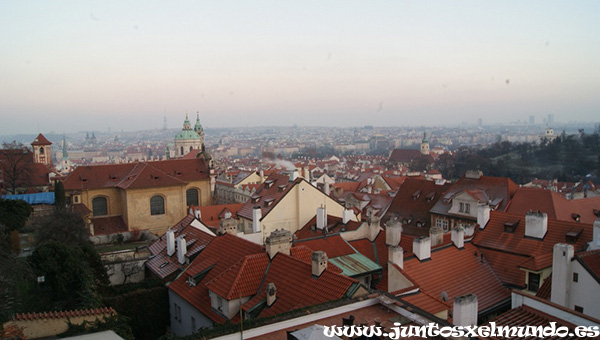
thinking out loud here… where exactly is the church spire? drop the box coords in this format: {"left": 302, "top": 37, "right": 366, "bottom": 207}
{"left": 194, "top": 112, "right": 203, "bottom": 133}
{"left": 183, "top": 113, "right": 192, "bottom": 130}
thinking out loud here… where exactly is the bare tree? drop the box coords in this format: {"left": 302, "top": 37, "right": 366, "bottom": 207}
{"left": 120, "top": 260, "right": 144, "bottom": 285}
{"left": 0, "top": 141, "right": 33, "bottom": 194}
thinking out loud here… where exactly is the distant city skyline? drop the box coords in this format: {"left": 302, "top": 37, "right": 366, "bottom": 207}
{"left": 1, "top": 1, "right": 599, "bottom": 135}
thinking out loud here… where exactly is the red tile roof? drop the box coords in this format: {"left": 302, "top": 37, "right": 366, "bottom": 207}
{"left": 241, "top": 253, "right": 357, "bottom": 318}
{"left": 389, "top": 149, "right": 432, "bottom": 164}
{"left": 506, "top": 187, "right": 600, "bottom": 225}
{"left": 63, "top": 158, "right": 210, "bottom": 191}
{"left": 294, "top": 215, "right": 361, "bottom": 240}
{"left": 575, "top": 249, "right": 600, "bottom": 284}
{"left": 536, "top": 274, "right": 552, "bottom": 300}
{"left": 384, "top": 178, "right": 451, "bottom": 232}
{"left": 401, "top": 243, "right": 510, "bottom": 313}
{"left": 31, "top": 133, "right": 52, "bottom": 146}
{"left": 236, "top": 174, "right": 297, "bottom": 221}
{"left": 168, "top": 233, "right": 265, "bottom": 323}
{"left": 193, "top": 203, "right": 245, "bottom": 228}
{"left": 294, "top": 235, "right": 356, "bottom": 259}
{"left": 205, "top": 253, "right": 269, "bottom": 300}
{"left": 146, "top": 215, "right": 215, "bottom": 280}
{"left": 400, "top": 290, "right": 449, "bottom": 315}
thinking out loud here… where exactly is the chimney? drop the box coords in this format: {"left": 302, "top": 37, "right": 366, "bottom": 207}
{"left": 323, "top": 183, "right": 330, "bottom": 196}
{"left": 342, "top": 208, "right": 354, "bottom": 224}
{"left": 218, "top": 217, "right": 238, "bottom": 235}
{"left": 525, "top": 211, "right": 548, "bottom": 239}
{"left": 368, "top": 215, "right": 381, "bottom": 242}
{"left": 316, "top": 206, "right": 327, "bottom": 230}
{"left": 453, "top": 294, "right": 478, "bottom": 327}
{"left": 289, "top": 169, "right": 298, "bottom": 182}
{"left": 166, "top": 230, "right": 175, "bottom": 256}
{"left": 194, "top": 208, "right": 201, "bottom": 220}
{"left": 266, "top": 283, "right": 277, "bottom": 307}
{"left": 265, "top": 229, "right": 292, "bottom": 259}
{"left": 311, "top": 251, "right": 328, "bottom": 277}
{"left": 259, "top": 169, "right": 264, "bottom": 182}
{"left": 590, "top": 220, "right": 600, "bottom": 250}
{"left": 477, "top": 204, "right": 490, "bottom": 229}
{"left": 252, "top": 206, "right": 262, "bottom": 233}
{"left": 177, "top": 236, "right": 187, "bottom": 265}
{"left": 429, "top": 227, "right": 443, "bottom": 247}
{"left": 413, "top": 236, "right": 431, "bottom": 261}
{"left": 551, "top": 243, "right": 574, "bottom": 307}
{"left": 385, "top": 221, "right": 402, "bottom": 247}
{"left": 451, "top": 226, "right": 465, "bottom": 249}
{"left": 389, "top": 246, "right": 403, "bottom": 270}
{"left": 464, "top": 170, "right": 483, "bottom": 179}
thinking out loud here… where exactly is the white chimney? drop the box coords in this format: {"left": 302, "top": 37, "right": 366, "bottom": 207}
{"left": 259, "top": 169, "right": 264, "bottom": 181}
{"left": 166, "top": 230, "right": 175, "bottom": 256}
{"left": 389, "top": 246, "right": 403, "bottom": 270}
{"left": 451, "top": 226, "right": 465, "bottom": 249}
{"left": 189, "top": 207, "right": 194, "bottom": 215}
{"left": 194, "top": 208, "right": 201, "bottom": 220}
{"left": 266, "top": 283, "right": 277, "bottom": 307}
{"left": 323, "top": 183, "right": 330, "bottom": 196}
{"left": 551, "top": 243, "right": 574, "bottom": 307}
{"left": 316, "top": 206, "right": 327, "bottom": 230}
{"left": 413, "top": 236, "right": 431, "bottom": 261}
{"left": 477, "top": 204, "right": 490, "bottom": 229}
{"left": 311, "top": 251, "right": 328, "bottom": 277}
{"left": 177, "top": 236, "right": 187, "bottom": 265}
{"left": 385, "top": 221, "right": 402, "bottom": 247}
{"left": 342, "top": 209, "right": 354, "bottom": 224}
{"left": 252, "top": 206, "right": 262, "bottom": 233}
{"left": 590, "top": 220, "right": 600, "bottom": 250}
{"left": 453, "top": 294, "right": 478, "bottom": 327}
{"left": 289, "top": 169, "right": 298, "bottom": 182}
{"left": 525, "top": 211, "right": 548, "bottom": 239}
{"left": 368, "top": 215, "right": 381, "bottom": 242}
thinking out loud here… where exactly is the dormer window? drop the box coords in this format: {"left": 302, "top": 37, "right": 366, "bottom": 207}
{"left": 264, "top": 198, "right": 275, "bottom": 207}
{"left": 251, "top": 196, "right": 260, "bottom": 204}
{"left": 264, "top": 180, "right": 274, "bottom": 189}
{"left": 566, "top": 229, "right": 583, "bottom": 243}
{"left": 425, "top": 192, "right": 435, "bottom": 202}
{"left": 412, "top": 190, "right": 422, "bottom": 200}
{"left": 503, "top": 220, "right": 519, "bottom": 233}
{"left": 571, "top": 213, "right": 580, "bottom": 222}
{"left": 278, "top": 184, "right": 287, "bottom": 192}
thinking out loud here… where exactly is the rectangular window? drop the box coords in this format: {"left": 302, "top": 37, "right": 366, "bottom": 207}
{"left": 191, "top": 317, "right": 196, "bottom": 331}
{"left": 574, "top": 305, "right": 584, "bottom": 313}
{"left": 528, "top": 272, "right": 540, "bottom": 292}
{"left": 573, "top": 272, "right": 579, "bottom": 282}
{"left": 459, "top": 203, "right": 464, "bottom": 212}
{"left": 465, "top": 204, "right": 470, "bottom": 214}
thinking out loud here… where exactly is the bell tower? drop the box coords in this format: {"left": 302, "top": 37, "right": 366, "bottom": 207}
{"left": 31, "top": 133, "right": 52, "bottom": 165}
{"left": 420, "top": 132, "right": 430, "bottom": 156}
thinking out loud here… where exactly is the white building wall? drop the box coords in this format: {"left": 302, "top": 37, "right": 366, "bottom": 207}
{"left": 169, "top": 290, "right": 214, "bottom": 336}
{"left": 569, "top": 261, "right": 600, "bottom": 319}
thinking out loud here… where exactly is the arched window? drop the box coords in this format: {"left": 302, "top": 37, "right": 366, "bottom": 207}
{"left": 92, "top": 196, "right": 108, "bottom": 216}
{"left": 180, "top": 146, "right": 184, "bottom": 156}
{"left": 150, "top": 195, "right": 165, "bottom": 215}
{"left": 40, "top": 147, "right": 44, "bottom": 154}
{"left": 186, "top": 188, "right": 199, "bottom": 206}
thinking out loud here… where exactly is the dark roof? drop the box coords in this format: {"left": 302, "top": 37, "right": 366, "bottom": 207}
{"left": 31, "top": 133, "right": 52, "bottom": 146}
{"left": 389, "top": 149, "right": 432, "bottom": 163}
{"left": 91, "top": 216, "right": 128, "bottom": 235}
{"left": 236, "top": 174, "right": 296, "bottom": 221}
{"left": 63, "top": 158, "right": 210, "bottom": 191}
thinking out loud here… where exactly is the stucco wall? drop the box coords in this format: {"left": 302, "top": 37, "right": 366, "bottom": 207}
{"left": 169, "top": 290, "right": 214, "bottom": 336}
{"left": 570, "top": 261, "right": 600, "bottom": 319}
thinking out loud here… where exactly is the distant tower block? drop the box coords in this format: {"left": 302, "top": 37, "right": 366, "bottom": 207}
{"left": 420, "top": 132, "right": 430, "bottom": 155}
{"left": 31, "top": 133, "right": 52, "bottom": 165}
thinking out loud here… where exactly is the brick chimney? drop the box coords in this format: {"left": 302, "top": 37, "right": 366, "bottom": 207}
{"left": 451, "top": 226, "right": 465, "bottom": 249}
{"left": 551, "top": 243, "right": 574, "bottom": 307}
{"left": 453, "top": 294, "right": 478, "bottom": 327}
{"left": 252, "top": 206, "right": 262, "bottom": 233}
{"left": 525, "top": 211, "right": 548, "bottom": 239}
{"left": 266, "top": 283, "right": 277, "bottom": 307}
{"left": 413, "top": 236, "right": 431, "bottom": 261}
{"left": 177, "top": 236, "right": 187, "bottom": 265}
{"left": 265, "top": 229, "right": 292, "bottom": 259}
{"left": 166, "top": 230, "right": 175, "bottom": 256}
{"left": 311, "top": 251, "right": 328, "bottom": 277}
{"left": 385, "top": 220, "right": 402, "bottom": 247}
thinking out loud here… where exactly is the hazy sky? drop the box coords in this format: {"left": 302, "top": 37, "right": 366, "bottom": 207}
{"left": 1, "top": 1, "right": 599, "bottom": 134}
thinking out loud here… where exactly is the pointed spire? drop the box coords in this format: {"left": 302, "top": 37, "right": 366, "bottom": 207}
{"left": 183, "top": 113, "right": 192, "bottom": 130}
{"left": 194, "top": 111, "right": 203, "bottom": 133}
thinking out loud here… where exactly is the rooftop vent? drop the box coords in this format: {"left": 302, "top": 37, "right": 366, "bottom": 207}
{"left": 503, "top": 220, "right": 519, "bottom": 233}
{"left": 571, "top": 213, "right": 581, "bottom": 222}
{"left": 565, "top": 229, "right": 583, "bottom": 244}
{"left": 412, "top": 190, "right": 422, "bottom": 200}
{"left": 425, "top": 192, "right": 436, "bottom": 202}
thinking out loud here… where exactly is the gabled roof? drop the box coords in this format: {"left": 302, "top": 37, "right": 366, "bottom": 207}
{"left": 31, "top": 133, "right": 52, "bottom": 146}
{"left": 205, "top": 253, "right": 269, "bottom": 300}
{"left": 507, "top": 187, "right": 600, "bottom": 225}
{"left": 430, "top": 175, "right": 518, "bottom": 216}
{"left": 294, "top": 215, "right": 361, "bottom": 240}
{"left": 236, "top": 174, "right": 297, "bottom": 221}
{"left": 383, "top": 178, "right": 451, "bottom": 230}
{"left": 63, "top": 158, "right": 210, "bottom": 191}
{"left": 168, "top": 233, "right": 265, "bottom": 323}
{"left": 146, "top": 215, "right": 215, "bottom": 280}
{"left": 401, "top": 243, "right": 510, "bottom": 313}
{"left": 294, "top": 235, "right": 356, "bottom": 259}
{"left": 241, "top": 253, "right": 358, "bottom": 318}
{"left": 575, "top": 249, "right": 600, "bottom": 284}
{"left": 193, "top": 203, "right": 245, "bottom": 228}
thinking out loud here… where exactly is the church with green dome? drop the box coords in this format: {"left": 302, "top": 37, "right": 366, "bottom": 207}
{"left": 174, "top": 113, "right": 204, "bottom": 157}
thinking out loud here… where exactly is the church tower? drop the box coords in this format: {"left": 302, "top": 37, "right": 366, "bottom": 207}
{"left": 420, "top": 132, "right": 430, "bottom": 156}
{"left": 31, "top": 133, "right": 52, "bottom": 165}
{"left": 174, "top": 113, "right": 204, "bottom": 157}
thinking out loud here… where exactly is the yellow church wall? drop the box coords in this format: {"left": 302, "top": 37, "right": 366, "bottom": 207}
{"left": 124, "top": 185, "right": 188, "bottom": 235}
{"left": 81, "top": 188, "right": 124, "bottom": 217}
